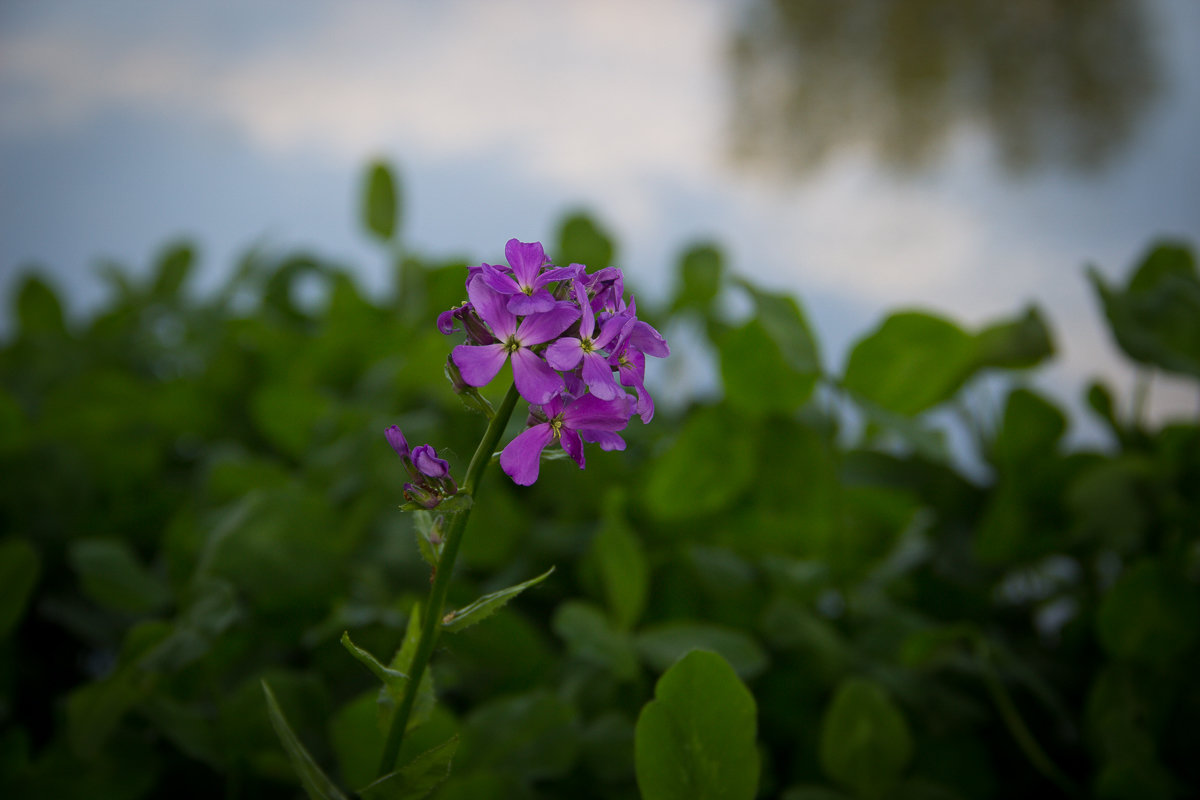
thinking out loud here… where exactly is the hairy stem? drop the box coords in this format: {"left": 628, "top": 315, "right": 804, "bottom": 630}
{"left": 377, "top": 382, "right": 521, "bottom": 777}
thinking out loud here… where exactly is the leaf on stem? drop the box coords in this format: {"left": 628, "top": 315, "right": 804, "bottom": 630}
{"left": 261, "top": 680, "right": 350, "bottom": 800}
{"left": 359, "top": 736, "right": 458, "bottom": 800}
{"left": 441, "top": 566, "right": 555, "bottom": 633}
{"left": 379, "top": 603, "right": 435, "bottom": 734}
{"left": 342, "top": 632, "right": 408, "bottom": 688}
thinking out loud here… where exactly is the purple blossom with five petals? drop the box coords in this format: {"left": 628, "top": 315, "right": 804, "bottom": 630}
{"left": 480, "top": 239, "right": 581, "bottom": 315}
{"left": 451, "top": 276, "right": 580, "bottom": 404}
{"left": 544, "top": 280, "right": 628, "bottom": 401}
{"left": 500, "top": 392, "right": 635, "bottom": 486}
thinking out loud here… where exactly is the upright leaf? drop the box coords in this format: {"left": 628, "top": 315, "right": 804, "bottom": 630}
{"left": 589, "top": 495, "right": 649, "bottom": 630}
{"left": 262, "top": 680, "right": 349, "bottom": 800}
{"left": 1089, "top": 241, "right": 1200, "bottom": 378}
{"left": 364, "top": 161, "right": 400, "bottom": 242}
{"left": 0, "top": 538, "right": 40, "bottom": 637}
{"left": 635, "top": 649, "right": 759, "bottom": 800}
{"left": 819, "top": 678, "right": 913, "bottom": 798}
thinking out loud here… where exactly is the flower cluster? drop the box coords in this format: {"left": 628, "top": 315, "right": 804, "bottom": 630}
{"left": 385, "top": 425, "right": 457, "bottom": 508}
{"left": 436, "top": 238, "right": 669, "bottom": 486}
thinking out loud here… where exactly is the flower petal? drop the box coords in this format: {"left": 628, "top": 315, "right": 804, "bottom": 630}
{"left": 515, "top": 301, "right": 580, "bottom": 346}
{"left": 452, "top": 343, "right": 508, "bottom": 388}
{"left": 504, "top": 239, "right": 548, "bottom": 288}
{"left": 560, "top": 428, "right": 585, "bottom": 469}
{"left": 545, "top": 337, "right": 583, "bottom": 372}
{"left": 562, "top": 392, "right": 634, "bottom": 431}
{"left": 581, "top": 352, "right": 623, "bottom": 400}
{"left": 511, "top": 347, "right": 564, "bottom": 405}
{"left": 500, "top": 423, "right": 555, "bottom": 486}
{"left": 480, "top": 264, "right": 521, "bottom": 296}
{"left": 467, "top": 275, "right": 516, "bottom": 339}
{"left": 581, "top": 429, "right": 626, "bottom": 451}
{"left": 506, "top": 289, "right": 558, "bottom": 316}
{"left": 385, "top": 425, "right": 409, "bottom": 458}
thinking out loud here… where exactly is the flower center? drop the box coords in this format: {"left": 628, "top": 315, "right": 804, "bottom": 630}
{"left": 504, "top": 336, "right": 521, "bottom": 354}
{"left": 550, "top": 416, "right": 564, "bottom": 439}
{"left": 581, "top": 338, "right": 595, "bottom": 354}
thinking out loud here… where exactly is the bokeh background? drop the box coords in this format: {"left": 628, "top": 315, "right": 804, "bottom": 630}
{"left": 2, "top": 2, "right": 1199, "bottom": 799}
{"left": 3, "top": 0, "right": 1198, "bottom": 428}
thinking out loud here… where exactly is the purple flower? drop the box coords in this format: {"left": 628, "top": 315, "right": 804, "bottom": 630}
{"left": 479, "top": 239, "right": 580, "bottom": 315}
{"left": 607, "top": 305, "right": 669, "bottom": 423}
{"left": 544, "top": 280, "right": 627, "bottom": 400}
{"left": 451, "top": 276, "right": 579, "bottom": 404}
{"left": 386, "top": 425, "right": 457, "bottom": 507}
{"left": 385, "top": 425, "right": 410, "bottom": 458}
{"left": 411, "top": 444, "right": 450, "bottom": 479}
{"left": 500, "top": 392, "right": 634, "bottom": 486}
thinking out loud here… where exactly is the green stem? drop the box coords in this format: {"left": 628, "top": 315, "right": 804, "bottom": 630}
{"left": 974, "top": 639, "right": 1079, "bottom": 797}
{"left": 376, "top": 382, "right": 521, "bottom": 778}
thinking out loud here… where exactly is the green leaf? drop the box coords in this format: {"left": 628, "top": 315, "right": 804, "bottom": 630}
{"left": 1096, "top": 559, "right": 1200, "bottom": 667}
{"left": 0, "top": 538, "right": 40, "bottom": 637}
{"left": 67, "top": 537, "right": 171, "bottom": 615}
{"left": 991, "top": 388, "right": 1066, "bottom": 468}
{"left": 1089, "top": 241, "right": 1200, "bottom": 378}
{"left": 718, "top": 319, "right": 817, "bottom": 414}
{"left": 15, "top": 273, "right": 66, "bottom": 336}
{"left": 381, "top": 603, "right": 435, "bottom": 734}
{"left": 973, "top": 305, "right": 1054, "bottom": 369}
{"left": 634, "top": 649, "right": 759, "bottom": 800}
{"left": 364, "top": 161, "right": 399, "bottom": 242}
{"left": 66, "top": 666, "right": 147, "bottom": 758}
{"left": 644, "top": 406, "right": 756, "bottom": 521}
{"left": 552, "top": 601, "right": 640, "bottom": 680}
{"left": 151, "top": 242, "right": 194, "bottom": 300}
{"left": 735, "top": 278, "right": 822, "bottom": 375}
{"left": 342, "top": 632, "right": 408, "bottom": 687}
{"left": 360, "top": 737, "right": 458, "bottom": 800}
{"left": 442, "top": 566, "right": 555, "bottom": 633}
{"left": 588, "top": 495, "right": 648, "bottom": 630}
{"left": 261, "top": 680, "right": 349, "bottom": 800}
{"left": 842, "top": 311, "right": 976, "bottom": 416}
{"left": 673, "top": 244, "right": 725, "bottom": 312}
{"left": 412, "top": 511, "right": 445, "bottom": 568}
{"left": 635, "top": 623, "right": 769, "bottom": 680}
{"left": 556, "top": 212, "right": 614, "bottom": 269}
{"left": 819, "top": 678, "right": 913, "bottom": 798}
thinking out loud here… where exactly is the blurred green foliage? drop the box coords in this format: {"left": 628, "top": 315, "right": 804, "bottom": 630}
{"left": 1, "top": 162, "right": 1198, "bottom": 799}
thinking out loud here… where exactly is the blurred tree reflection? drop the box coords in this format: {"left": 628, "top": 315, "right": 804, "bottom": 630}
{"left": 728, "top": 0, "right": 1160, "bottom": 175}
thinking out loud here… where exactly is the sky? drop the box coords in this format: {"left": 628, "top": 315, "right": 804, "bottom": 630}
{"left": 1, "top": 0, "right": 1198, "bottom": 438}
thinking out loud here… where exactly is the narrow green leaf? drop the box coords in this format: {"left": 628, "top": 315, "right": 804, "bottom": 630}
{"left": 634, "top": 649, "right": 759, "bottom": 800}
{"left": 589, "top": 496, "right": 648, "bottom": 630}
{"left": 342, "top": 632, "right": 409, "bottom": 686}
{"left": 261, "top": 680, "right": 349, "bottom": 800}
{"left": 380, "top": 603, "right": 434, "bottom": 734}
{"left": 442, "top": 566, "right": 555, "bottom": 633}
{"left": 0, "top": 538, "right": 40, "bottom": 637}
{"left": 151, "top": 242, "right": 194, "bottom": 300}
{"left": 672, "top": 244, "right": 725, "bottom": 312}
{"left": 819, "top": 677, "right": 913, "bottom": 798}
{"left": 364, "top": 161, "right": 399, "bottom": 242}
{"left": 359, "top": 736, "right": 458, "bottom": 800}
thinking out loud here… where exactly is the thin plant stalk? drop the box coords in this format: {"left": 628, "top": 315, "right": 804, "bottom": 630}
{"left": 376, "top": 381, "right": 521, "bottom": 777}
